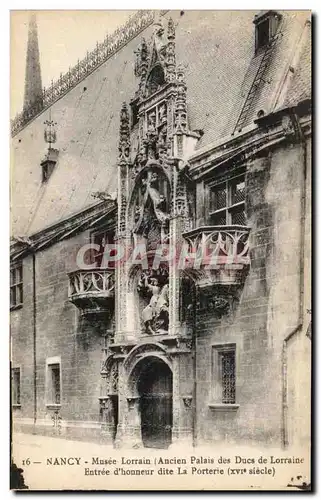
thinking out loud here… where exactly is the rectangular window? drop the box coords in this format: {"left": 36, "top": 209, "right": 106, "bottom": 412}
{"left": 42, "top": 163, "right": 50, "bottom": 182}
{"left": 46, "top": 358, "right": 61, "bottom": 406}
{"left": 91, "top": 228, "right": 115, "bottom": 268}
{"left": 221, "top": 351, "right": 236, "bottom": 404}
{"left": 254, "top": 11, "right": 281, "bottom": 53}
{"left": 209, "top": 175, "right": 246, "bottom": 226}
{"left": 212, "top": 344, "right": 236, "bottom": 405}
{"left": 10, "top": 263, "right": 23, "bottom": 309}
{"left": 130, "top": 99, "right": 139, "bottom": 128}
{"left": 12, "top": 368, "right": 21, "bottom": 406}
{"left": 256, "top": 18, "right": 270, "bottom": 49}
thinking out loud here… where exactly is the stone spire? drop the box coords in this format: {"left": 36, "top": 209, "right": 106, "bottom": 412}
{"left": 23, "top": 13, "right": 43, "bottom": 113}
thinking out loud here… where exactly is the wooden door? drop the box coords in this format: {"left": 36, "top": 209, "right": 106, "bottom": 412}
{"left": 138, "top": 359, "right": 172, "bottom": 449}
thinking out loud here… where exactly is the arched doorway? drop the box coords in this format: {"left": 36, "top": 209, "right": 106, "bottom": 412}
{"left": 137, "top": 357, "right": 172, "bottom": 449}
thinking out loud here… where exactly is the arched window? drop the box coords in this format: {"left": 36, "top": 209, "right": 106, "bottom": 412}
{"left": 146, "top": 65, "right": 165, "bottom": 96}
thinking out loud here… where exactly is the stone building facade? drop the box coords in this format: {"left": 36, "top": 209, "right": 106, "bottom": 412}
{"left": 10, "top": 10, "right": 311, "bottom": 450}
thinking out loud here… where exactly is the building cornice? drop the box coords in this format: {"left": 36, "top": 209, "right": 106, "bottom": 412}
{"left": 10, "top": 200, "right": 116, "bottom": 262}
{"left": 188, "top": 99, "right": 311, "bottom": 181}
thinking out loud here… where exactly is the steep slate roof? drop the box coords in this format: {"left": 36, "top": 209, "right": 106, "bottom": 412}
{"left": 284, "top": 19, "right": 311, "bottom": 107}
{"left": 11, "top": 10, "right": 311, "bottom": 238}
{"left": 223, "top": 10, "right": 311, "bottom": 134}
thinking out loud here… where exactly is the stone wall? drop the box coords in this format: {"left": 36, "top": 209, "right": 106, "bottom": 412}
{"left": 11, "top": 137, "right": 311, "bottom": 448}
{"left": 11, "top": 229, "right": 113, "bottom": 438}
{"left": 195, "top": 140, "right": 309, "bottom": 447}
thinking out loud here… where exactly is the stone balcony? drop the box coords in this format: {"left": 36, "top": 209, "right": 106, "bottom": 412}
{"left": 68, "top": 268, "right": 115, "bottom": 315}
{"left": 182, "top": 225, "right": 250, "bottom": 288}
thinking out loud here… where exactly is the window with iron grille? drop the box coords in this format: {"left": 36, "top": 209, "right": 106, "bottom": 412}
{"left": 209, "top": 176, "right": 246, "bottom": 226}
{"left": 10, "top": 263, "right": 23, "bottom": 310}
{"left": 46, "top": 361, "right": 61, "bottom": 406}
{"left": 12, "top": 367, "right": 21, "bottom": 406}
{"left": 221, "top": 351, "right": 236, "bottom": 404}
{"left": 212, "top": 344, "right": 236, "bottom": 405}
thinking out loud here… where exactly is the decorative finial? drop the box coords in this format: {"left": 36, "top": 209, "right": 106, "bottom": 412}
{"left": 153, "top": 13, "right": 164, "bottom": 34}
{"left": 44, "top": 109, "right": 57, "bottom": 150}
{"left": 165, "top": 18, "right": 176, "bottom": 82}
{"left": 167, "top": 18, "right": 175, "bottom": 40}
{"left": 134, "top": 38, "right": 148, "bottom": 79}
{"left": 118, "top": 102, "right": 130, "bottom": 163}
{"left": 174, "top": 64, "right": 187, "bottom": 134}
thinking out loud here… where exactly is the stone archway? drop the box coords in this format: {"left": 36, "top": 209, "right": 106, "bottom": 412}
{"left": 127, "top": 354, "right": 173, "bottom": 449}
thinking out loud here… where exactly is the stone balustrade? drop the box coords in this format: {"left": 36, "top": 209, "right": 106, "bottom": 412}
{"left": 68, "top": 268, "right": 115, "bottom": 314}
{"left": 182, "top": 225, "right": 251, "bottom": 286}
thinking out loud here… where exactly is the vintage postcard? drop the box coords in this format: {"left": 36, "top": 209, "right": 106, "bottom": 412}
{"left": 10, "top": 9, "right": 312, "bottom": 491}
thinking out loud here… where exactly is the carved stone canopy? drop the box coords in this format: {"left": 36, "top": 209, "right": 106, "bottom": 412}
{"left": 126, "top": 15, "right": 197, "bottom": 174}
{"left": 134, "top": 17, "right": 176, "bottom": 100}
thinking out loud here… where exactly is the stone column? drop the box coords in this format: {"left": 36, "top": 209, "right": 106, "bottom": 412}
{"left": 170, "top": 352, "right": 194, "bottom": 448}
{"left": 114, "top": 359, "right": 143, "bottom": 448}
{"left": 100, "top": 396, "right": 115, "bottom": 444}
{"left": 124, "top": 397, "right": 143, "bottom": 448}
{"left": 114, "top": 357, "right": 126, "bottom": 447}
{"left": 115, "top": 102, "right": 138, "bottom": 344}
{"left": 169, "top": 214, "right": 184, "bottom": 336}
{"left": 100, "top": 355, "right": 115, "bottom": 443}
{"left": 115, "top": 236, "right": 138, "bottom": 344}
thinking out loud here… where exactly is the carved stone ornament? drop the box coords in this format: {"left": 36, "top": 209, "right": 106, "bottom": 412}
{"left": 127, "top": 396, "right": 139, "bottom": 410}
{"left": 182, "top": 396, "right": 193, "bottom": 408}
{"left": 134, "top": 17, "right": 176, "bottom": 101}
{"left": 174, "top": 337, "right": 193, "bottom": 350}
{"left": 175, "top": 64, "right": 187, "bottom": 135}
{"left": 99, "top": 396, "right": 110, "bottom": 410}
{"left": 118, "top": 102, "right": 131, "bottom": 164}
{"left": 128, "top": 16, "right": 190, "bottom": 177}
{"left": 185, "top": 339, "right": 193, "bottom": 350}
{"left": 197, "top": 287, "right": 239, "bottom": 319}
{"left": 115, "top": 15, "right": 197, "bottom": 343}
{"left": 110, "top": 363, "right": 119, "bottom": 393}
{"left": 282, "top": 114, "right": 296, "bottom": 138}
{"left": 100, "top": 354, "right": 113, "bottom": 375}
{"left": 281, "top": 112, "right": 303, "bottom": 141}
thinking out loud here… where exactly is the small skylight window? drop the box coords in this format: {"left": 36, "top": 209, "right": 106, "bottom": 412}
{"left": 253, "top": 11, "right": 281, "bottom": 53}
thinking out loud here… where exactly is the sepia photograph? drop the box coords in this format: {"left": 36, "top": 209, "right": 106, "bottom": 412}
{"left": 9, "top": 8, "right": 312, "bottom": 490}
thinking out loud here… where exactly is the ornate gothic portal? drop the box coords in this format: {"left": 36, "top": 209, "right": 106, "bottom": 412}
{"left": 101, "top": 16, "right": 199, "bottom": 449}
{"left": 98, "top": 15, "right": 250, "bottom": 449}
